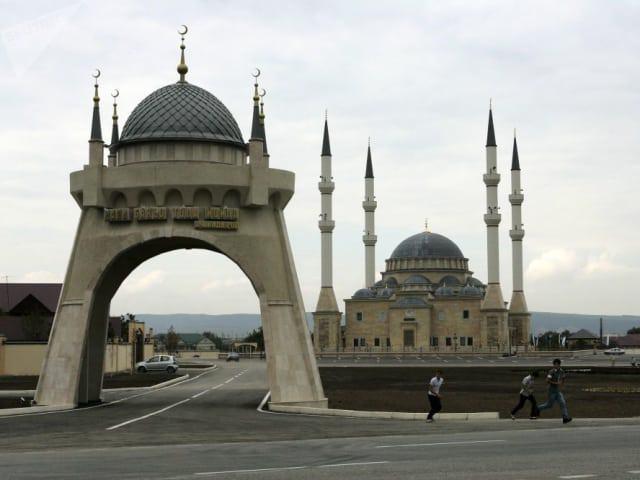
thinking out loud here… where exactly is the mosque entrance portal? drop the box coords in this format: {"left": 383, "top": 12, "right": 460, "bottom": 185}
{"left": 34, "top": 29, "right": 326, "bottom": 409}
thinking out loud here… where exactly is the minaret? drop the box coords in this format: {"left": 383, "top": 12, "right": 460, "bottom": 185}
{"left": 107, "top": 89, "right": 119, "bottom": 167}
{"left": 247, "top": 68, "right": 268, "bottom": 205}
{"left": 480, "top": 103, "right": 509, "bottom": 350}
{"left": 313, "top": 114, "right": 341, "bottom": 352}
{"left": 508, "top": 132, "right": 531, "bottom": 347}
{"left": 88, "top": 69, "right": 104, "bottom": 167}
{"left": 362, "top": 140, "right": 377, "bottom": 287}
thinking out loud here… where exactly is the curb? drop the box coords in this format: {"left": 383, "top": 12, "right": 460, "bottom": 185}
{"left": 265, "top": 399, "right": 498, "bottom": 421}
{"left": 0, "top": 403, "right": 74, "bottom": 417}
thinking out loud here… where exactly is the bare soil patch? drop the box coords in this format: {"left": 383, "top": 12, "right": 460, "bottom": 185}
{"left": 319, "top": 366, "right": 640, "bottom": 418}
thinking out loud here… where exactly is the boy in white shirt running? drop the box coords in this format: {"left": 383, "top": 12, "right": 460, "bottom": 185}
{"left": 510, "top": 370, "right": 539, "bottom": 419}
{"left": 426, "top": 369, "right": 444, "bottom": 422}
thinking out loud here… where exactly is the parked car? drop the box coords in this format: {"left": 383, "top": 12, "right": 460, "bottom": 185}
{"left": 226, "top": 352, "right": 240, "bottom": 362}
{"left": 136, "top": 355, "right": 179, "bottom": 373}
{"left": 604, "top": 347, "right": 626, "bottom": 356}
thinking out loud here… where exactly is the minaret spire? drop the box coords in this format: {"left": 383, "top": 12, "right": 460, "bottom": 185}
{"left": 88, "top": 69, "right": 104, "bottom": 167}
{"left": 508, "top": 130, "right": 530, "bottom": 348}
{"left": 108, "top": 89, "right": 119, "bottom": 167}
{"left": 250, "top": 68, "right": 262, "bottom": 141}
{"left": 259, "top": 88, "right": 268, "bottom": 155}
{"left": 480, "top": 102, "right": 508, "bottom": 349}
{"left": 177, "top": 25, "right": 189, "bottom": 83}
{"left": 362, "top": 138, "right": 377, "bottom": 287}
{"left": 313, "top": 113, "right": 341, "bottom": 352}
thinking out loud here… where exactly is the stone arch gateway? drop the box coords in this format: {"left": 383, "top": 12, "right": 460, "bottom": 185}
{"left": 35, "top": 33, "right": 327, "bottom": 409}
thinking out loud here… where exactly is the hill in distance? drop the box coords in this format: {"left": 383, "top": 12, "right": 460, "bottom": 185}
{"left": 136, "top": 312, "right": 640, "bottom": 337}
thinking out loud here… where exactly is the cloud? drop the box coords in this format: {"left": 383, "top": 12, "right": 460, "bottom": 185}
{"left": 526, "top": 249, "right": 579, "bottom": 280}
{"left": 582, "top": 252, "right": 637, "bottom": 276}
{"left": 200, "top": 278, "right": 252, "bottom": 292}
{"left": 18, "top": 270, "right": 60, "bottom": 283}
{"left": 122, "top": 270, "right": 166, "bottom": 293}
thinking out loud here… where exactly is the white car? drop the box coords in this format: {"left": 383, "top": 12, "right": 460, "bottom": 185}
{"left": 136, "top": 355, "right": 179, "bottom": 373}
{"left": 604, "top": 347, "right": 625, "bottom": 356}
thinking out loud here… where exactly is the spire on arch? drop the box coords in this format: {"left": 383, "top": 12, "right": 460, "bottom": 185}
{"left": 90, "top": 69, "right": 103, "bottom": 142}
{"left": 109, "top": 89, "right": 120, "bottom": 153}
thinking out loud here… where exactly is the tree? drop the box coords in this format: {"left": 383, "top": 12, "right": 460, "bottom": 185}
{"left": 202, "top": 331, "right": 225, "bottom": 351}
{"left": 243, "top": 327, "right": 264, "bottom": 351}
{"left": 165, "top": 325, "right": 179, "bottom": 352}
{"left": 537, "top": 331, "right": 560, "bottom": 349}
{"left": 627, "top": 327, "right": 640, "bottom": 335}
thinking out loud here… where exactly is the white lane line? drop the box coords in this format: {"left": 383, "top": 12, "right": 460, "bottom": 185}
{"left": 628, "top": 471, "right": 640, "bottom": 474}
{"left": 376, "top": 439, "right": 506, "bottom": 449}
{"left": 195, "top": 466, "right": 306, "bottom": 476}
{"left": 106, "top": 398, "right": 191, "bottom": 430}
{"left": 191, "top": 390, "right": 209, "bottom": 399}
{"left": 319, "top": 461, "right": 389, "bottom": 469}
{"left": 558, "top": 475, "right": 597, "bottom": 479}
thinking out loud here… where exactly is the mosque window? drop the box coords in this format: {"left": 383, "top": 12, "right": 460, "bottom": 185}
{"left": 374, "top": 338, "right": 380, "bottom": 347}
{"left": 430, "top": 336, "right": 439, "bottom": 347}
{"left": 386, "top": 338, "right": 391, "bottom": 347}
{"left": 463, "top": 310, "right": 470, "bottom": 319}
{"left": 353, "top": 338, "right": 358, "bottom": 348}
{"left": 356, "top": 312, "right": 363, "bottom": 322}
{"left": 460, "top": 336, "right": 467, "bottom": 346}
{"left": 445, "top": 337, "right": 452, "bottom": 346}
{"left": 359, "top": 337, "right": 366, "bottom": 347}
{"left": 438, "top": 311, "right": 445, "bottom": 321}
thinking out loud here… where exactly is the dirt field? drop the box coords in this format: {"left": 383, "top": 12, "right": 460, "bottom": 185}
{"left": 0, "top": 372, "right": 180, "bottom": 409}
{"left": 320, "top": 366, "right": 640, "bottom": 418}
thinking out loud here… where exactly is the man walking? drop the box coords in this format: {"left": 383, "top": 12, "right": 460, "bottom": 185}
{"left": 426, "top": 369, "right": 444, "bottom": 422}
{"left": 537, "top": 358, "right": 572, "bottom": 424}
{"left": 510, "top": 370, "right": 539, "bottom": 419}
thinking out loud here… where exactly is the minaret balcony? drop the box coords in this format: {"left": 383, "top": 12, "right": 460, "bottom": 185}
{"left": 483, "top": 173, "right": 500, "bottom": 186}
{"left": 509, "top": 228, "right": 525, "bottom": 240}
{"left": 362, "top": 234, "right": 377, "bottom": 246}
{"left": 508, "top": 193, "right": 524, "bottom": 205}
{"left": 483, "top": 213, "right": 501, "bottom": 226}
{"left": 318, "top": 181, "right": 335, "bottom": 194}
{"left": 362, "top": 200, "right": 377, "bottom": 212}
{"left": 319, "top": 220, "right": 335, "bottom": 232}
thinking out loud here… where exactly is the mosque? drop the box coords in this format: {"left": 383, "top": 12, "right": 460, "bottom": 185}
{"left": 312, "top": 110, "right": 531, "bottom": 353}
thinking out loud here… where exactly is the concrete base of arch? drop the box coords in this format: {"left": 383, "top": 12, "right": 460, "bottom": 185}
{"left": 35, "top": 203, "right": 327, "bottom": 408}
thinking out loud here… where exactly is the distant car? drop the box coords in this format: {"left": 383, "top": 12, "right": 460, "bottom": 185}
{"left": 226, "top": 352, "right": 240, "bottom": 362}
{"left": 604, "top": 347, "right": 625, "bottom": 356}
{"left": 136, "top": 355, "right": 179, "bottom": 373}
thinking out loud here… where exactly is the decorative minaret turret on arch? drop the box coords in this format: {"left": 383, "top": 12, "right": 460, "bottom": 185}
{"left": 508, "top": 131, "right": 531, "bottom": 347}
{"left": 108, "top": 89, "right": 119, "bottom": 167}
{"left": 89, "top": 69, "right": 104, "bottom": 167}
{"left": 480, "top": 103, "right": 509, "bottom": 351}
{"left": 313, "top": 113, "right": 342, "bottom": 352}
{"left": 362, "top": 139, "right": 377, "bottom": 287}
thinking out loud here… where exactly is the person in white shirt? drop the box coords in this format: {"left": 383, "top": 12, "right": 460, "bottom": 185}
{"left": 426, "top": 369, "right": 444, "bottom": 422}
{"left": 510, "top": 370, "right": 539, "bottom": 420}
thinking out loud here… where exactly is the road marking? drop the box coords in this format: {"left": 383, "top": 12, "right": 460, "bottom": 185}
{"left": 376, "top": 439, "right": 506, "bottom": 449}
{"left": 191, "top": 390, "right": 209, "bottom": 399}
{"left": 195, "top": 466, "right": 306, "bottom": 476}
{"left": 319, "top": 461, "right": 389, "bottom": 468}
{"left": 558, "top": 476, "right": 596, "bottom": 479}
{"left": 627, "top": 471, "right": 640, "bottom": 474}
{"left": 106, "top": 398, "right": 191, "bottom": 430}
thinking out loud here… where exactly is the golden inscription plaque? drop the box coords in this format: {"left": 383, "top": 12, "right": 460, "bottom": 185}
{"left": 203, "top": 207, "right": 239, "bottom": 221}
{"left": 171, "top": 206, "right": 200, "bottom": 220}
{"left": 134, "top": 207, "right": 167, "bottom": 221}
{"left": 194, "top": 220, "right": 239, "bottom": 231}
{"left": 104, "top": 208, "right": 132, "bottom": 222}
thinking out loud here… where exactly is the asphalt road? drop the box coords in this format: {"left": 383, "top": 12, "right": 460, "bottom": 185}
{"left": 1, "top": 360, "right": 639, "bottom": 479}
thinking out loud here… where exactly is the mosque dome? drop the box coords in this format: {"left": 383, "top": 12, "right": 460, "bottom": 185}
{"left": 403, "top": 274, "right": 431, "bottom": 285}
{"left": 434, "top": 285, "right": 455, "bottom": 297}
{"left": 119, "top": 83, "right": 245, "bottom": 149}
{"left": 390, "top": 232, "right": 464, "bottom": 260}
{"left": 377, "top": 288, "right": 394, "bottom": 298}
{"left": 461, "top": 285, "right": 482, "bottom": 297}
{"left": 352, "top": 288, "right": 376, "bottom": 299}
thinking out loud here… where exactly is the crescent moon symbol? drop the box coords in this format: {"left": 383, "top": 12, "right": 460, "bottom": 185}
{"left": 259, "top": 88, "right": 267, "bottom": 98}
{"left": 252, "top": 67, "right": 261, "bottom": 79}
{"left": 178, "top": 25, "right": 188, "bottom": 35}
{"left": 111, "top": 89, "right": 120, "bottom": 98}
{"left": 92, "top": 68, "right": 101, "bottom": 79}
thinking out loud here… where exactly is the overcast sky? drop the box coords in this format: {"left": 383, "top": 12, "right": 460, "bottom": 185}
{"left": 0, "top": 0, "right": 638, "bottom": 317}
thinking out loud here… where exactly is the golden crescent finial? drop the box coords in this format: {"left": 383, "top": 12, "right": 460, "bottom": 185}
{"left": 252, "top": 67, "right": 261, "bottom": 79}
{"left": 92, "top": 68, "right": 101, "bottom": 79}
{"left": 111, "top": 89, "right": 119, "bottom": 99}
{"left": 178, "top": 25, "right": 188, "bottom": 36}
